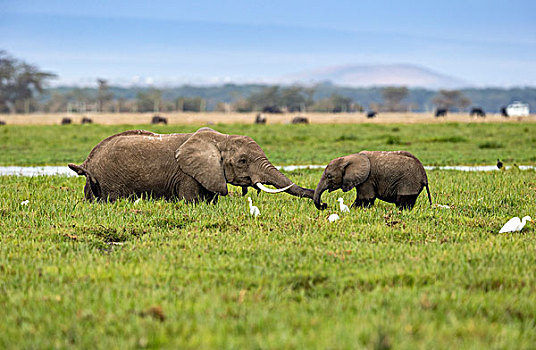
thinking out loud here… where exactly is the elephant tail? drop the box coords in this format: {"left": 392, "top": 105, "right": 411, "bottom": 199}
{"left": 68, "top": 163, "right": 102, "bottom": 199}
{"left": 425, "top": 183, "right": 432, "bottom": 206}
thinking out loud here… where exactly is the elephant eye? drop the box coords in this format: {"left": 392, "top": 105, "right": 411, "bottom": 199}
{"left": 327, "top": 174, "right": 333, "bottom": 179}
{"left": 238, "top": 158, "right": 247, "bottom": 164}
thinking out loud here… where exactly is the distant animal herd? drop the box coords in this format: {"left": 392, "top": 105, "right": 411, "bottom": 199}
{"left": 61, "top": 117, "right": 92, "bottom": 125}
{"left": 0, "top": 106, "right": 528, "bottom": 127}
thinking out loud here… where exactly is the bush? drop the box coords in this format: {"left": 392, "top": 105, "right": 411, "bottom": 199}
{"left": 478, "top": 141, "right": 503, "bottom": 149}
{"left": 423, "top": 136, "right": 467, "bottom": 143}
{"left": 386, "top": 135, "right": 403, "bottom": 145}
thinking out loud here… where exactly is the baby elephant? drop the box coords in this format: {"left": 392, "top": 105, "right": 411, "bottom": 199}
{"left": 314, "top": 151, "right": 432, "bottom": 210}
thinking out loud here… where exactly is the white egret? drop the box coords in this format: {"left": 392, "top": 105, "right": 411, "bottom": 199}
{"left": 248, "top": 197, "right": 260, "bottom": 217}
{"left": 328, "top": 213, "right": 340, "bottom": 222}
{"left": 20, "top": 200, "right": 29, "bottom": 205}
{"left": 134, "top": 198, "right": 142, "bottom": 205}
{"left": 499, "top": 216, "right": 531, "bottom": 233}
{"left": 337, "top": 198, "right": 350, "bottom": 213}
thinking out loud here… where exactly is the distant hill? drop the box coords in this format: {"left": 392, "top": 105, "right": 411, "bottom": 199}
{"left": 280, "top": 64, "right": 469, "bottom": 89}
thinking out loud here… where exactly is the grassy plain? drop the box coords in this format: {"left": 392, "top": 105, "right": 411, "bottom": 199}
{"left": 0, "top": 122, "right": 535, "bottom": 166}
{"left": 1, "top": 123, "right": 535, "bottom": 348}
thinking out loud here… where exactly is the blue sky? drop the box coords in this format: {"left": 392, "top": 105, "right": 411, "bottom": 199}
{"left": 1, "top": 0, "right": 535, "bottom": 87}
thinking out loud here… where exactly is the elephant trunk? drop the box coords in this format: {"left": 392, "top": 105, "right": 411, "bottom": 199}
{"left": 253, "top": 159, "right": 314, "bottom": 199}
{"left": 313, "top": 176, "right": 328, "bottom": 210}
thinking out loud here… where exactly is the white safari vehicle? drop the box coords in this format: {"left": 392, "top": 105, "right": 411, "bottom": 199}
{"left": 506, "top": 101, "right": 530, "bottom": 117}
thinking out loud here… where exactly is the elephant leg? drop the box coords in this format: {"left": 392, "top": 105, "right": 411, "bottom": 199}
{"left": 395, "top": 195, "right": 417, "bottom": 210}
{"left": 352, "top": 183, "right": 375, "bottom": 208}
{"left": 83, "top": 180, "right": 95, "bottom": 201}
{"left": 200, "top": 189, "right": 218, "bottom": 204}
{"left": 241, "top": 186, "right": 260, "bottom": 196}
{"left": 82, "top": 173, "right": 104, "bottom": 201}
{"left": 175, "top": 175, "right": 217, "bottom": 203}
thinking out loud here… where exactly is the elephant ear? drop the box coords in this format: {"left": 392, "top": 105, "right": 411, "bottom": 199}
{"left": 175, "top": 128, "right": 228, "bottom": 195}
{"left": 342, "top": 154, "right": 371, "bottom": 192}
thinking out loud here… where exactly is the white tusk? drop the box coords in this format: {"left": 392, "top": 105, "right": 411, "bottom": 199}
{"left": 255, "top": 183, "right": 294, "bottom": 193}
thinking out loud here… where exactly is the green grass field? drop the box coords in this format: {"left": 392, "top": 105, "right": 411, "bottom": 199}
{"left": 1, "top": 122, "right": 535, "bottom": 166}
{"left": 1, "top": 123, "right": 535, "bottom": 348}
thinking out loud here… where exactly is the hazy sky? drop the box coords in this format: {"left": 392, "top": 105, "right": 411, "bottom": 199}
{"left": 1, "top": 0, "right": 535, "bottom": 87}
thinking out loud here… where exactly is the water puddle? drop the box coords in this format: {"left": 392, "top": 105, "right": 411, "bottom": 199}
{"left": 277, "top": 165, "right": 326, "bottom": 171}
{"left": 278, "top": 165, "right": 536, "bottom": 172}
{"left": 0, "top": 164, "right": 534, "bottom": 177}
{"left": 0, "top": 166, "right": 76, "bottom": 177}
{"left": 425, "top": 165, "right": 535, "bottom": 171}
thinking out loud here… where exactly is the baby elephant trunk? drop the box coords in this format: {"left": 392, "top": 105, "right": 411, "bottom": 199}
{"left": 313, "top": 177, "right": 329, "bottom": 210}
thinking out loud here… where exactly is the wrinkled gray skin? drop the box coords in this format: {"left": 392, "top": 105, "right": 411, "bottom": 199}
{"left": 69, "top": 127, "right": 314, "bottom": 203}
{"left": 314, "top": 151, "right": 432, "bottom": 210}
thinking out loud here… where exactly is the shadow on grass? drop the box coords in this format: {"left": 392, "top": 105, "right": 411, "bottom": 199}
{"left": 78, "top": 225, "right": 148, "bottom": 243}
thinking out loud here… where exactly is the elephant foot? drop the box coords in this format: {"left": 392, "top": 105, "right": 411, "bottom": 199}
{"left": 352, "top": 199, "right": 375, "bottom": 208}
{"left": 396, "top": 203, "right": 415, "bottom": 210}
{"left": 395, "top": 195, "right": 417, "bottom": 210}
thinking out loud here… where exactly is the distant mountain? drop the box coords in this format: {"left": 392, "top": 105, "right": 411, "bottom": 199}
{"left": 279, "top": 64, "right": 469, "bottom": 89}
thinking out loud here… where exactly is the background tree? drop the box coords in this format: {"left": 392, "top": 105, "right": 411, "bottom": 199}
{"left": 303, "top": 85, "right": 317, "bottom": 111}
{"left": 246, "top": 86, "right": 280, "bottom": 111}
{"left": 8, "top": 77, "right": 534, "bottom": 114}
{"left": 381, "top": 86, "right": 409, "bottom": 112}
{"left": 231, "top": 98, "right": 253, "bottom": 112}
{"left": 280, "top": 86, "right": 307, "bottom": 112}
{"left": 432, "top": 89, "right": 471, "bottom": 111}
{"left": 0, "top": 50, "right": 56, "bottom": 113}
{"left": 115, "top": 97, "right": 132, "bottom": 113}
{"left": 43, "top": 92, "right": 68, "bottom": 113}
{"left": 177, "top": 97, "right": 206, "bottom": 112}
{"left": 311, "top": 94, "right": 355, "bottom": 113}
{"left": 331, "top": 94, "right": 354, "bottom": 112}
{"left": 214, "top": 102, "right": 232, "bottom": 113}
{"left": 67, "top": 88, "right": 94, "bottom": 113}
{"left": 123, "top": 99, "right": 138, "bottom": 113}
{"left": 97, "top": 79, "right": 113, "bottom": 112}
{"left": 136, "top": 89, "right": 162, "bottom": 112}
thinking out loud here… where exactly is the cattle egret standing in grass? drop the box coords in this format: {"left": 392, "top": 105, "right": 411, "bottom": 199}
{"left": 248, "top": 197, "right": 260, "bottom": 217}
{"left": 499, "top": 216, "right": 531, "bottom": 233}
{"left": 328, "top": 213, "right": 340, "bottom": 222}
{"left": 337, "top": 198, "right": 350, "bottom": 213}
{"left": 20, "top": 200, "right": 29, "bottom": 205}
{"left": 134, "top": 198, "right": 142, "bottom": 205}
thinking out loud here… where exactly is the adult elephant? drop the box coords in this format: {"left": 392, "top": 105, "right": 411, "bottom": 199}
{"left": 69, "top": 127, "right": 314, "bottom": 203}
{"left": 313, "top": 151, "right": 432, "bottom": 210}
